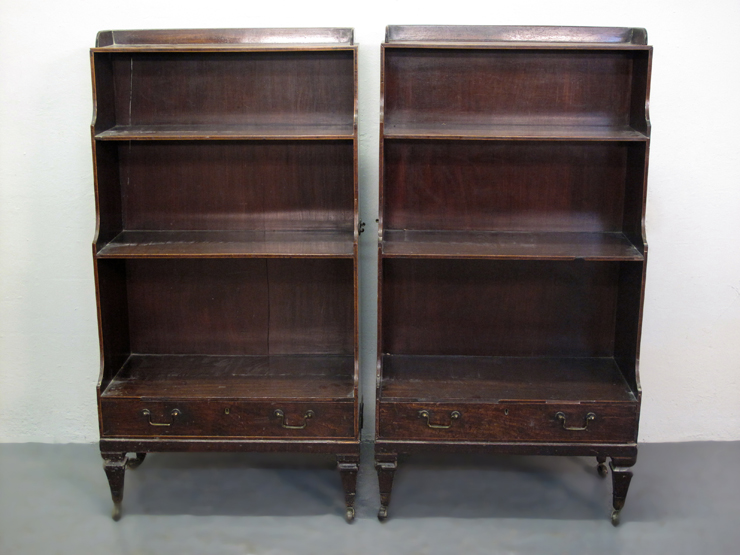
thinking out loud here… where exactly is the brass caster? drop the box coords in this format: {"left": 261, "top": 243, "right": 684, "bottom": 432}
{"left": 611, "top": 509, "right": 620, "bottom": 526}
{"left": 345, "top": 507, "right": 355, "bottom": 523}
{"left": 378, "top": 505, "right": 388, "bottom": 522}
{"left": 112, "top": 502, "right": 122, "bottom": 521}
{"left": 126, "top": 453, "right": 146, "bottom": 470}
{"left": 597, "top": 463, "right": 608, "bottom": 478}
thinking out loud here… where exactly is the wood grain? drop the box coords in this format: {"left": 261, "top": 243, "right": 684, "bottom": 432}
{"left": 380, "top": 355, "right": 636, "bottom": 402}
{"left": 384, "top": 140, "right": 630, "bottom": 233}
{"left": 382, "top": 259, "right": 621, "bottom": 358}
{"left": 97, "top": 230, "right": 355, "bottom": 258}
{"left": 103, "top": 354, "right": 354, "bottom": 400}
{"left": 117, "top": 141, "right": 353, "bottom": 232}
{"left": 382, "top": 231, "right": 643, "bottom": 261}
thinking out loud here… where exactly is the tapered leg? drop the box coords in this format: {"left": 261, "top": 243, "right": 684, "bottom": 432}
{"left": 102, "top": 452, "right": 127, "bottom": 521}
{"left": 337, "top": 454, "right": 360, "bottom": 523}
{"left": 609, "top": 456, "right": 637, "bottom": 526}
{"left": 375, "top": 453, "right": 397, "bottom": 521}
{"left": 596, "top": 455, "right": 608, "bottom": 478}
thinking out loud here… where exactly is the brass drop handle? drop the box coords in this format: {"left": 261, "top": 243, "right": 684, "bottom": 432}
{"left": 142, "top": 408, "right": 181, "bottom": 427}
{"left": 556, "top": 412, "right": 596, "bottom": 431}
{"left": 418, "top": 410, "right": 461, "bottom": 429}
{"left": 274, "top": 409, "right": 314, "bottom": 429}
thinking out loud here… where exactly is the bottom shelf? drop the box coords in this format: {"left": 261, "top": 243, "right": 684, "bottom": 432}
{"left": 380, "top": 355, "right": 636, "bottom": 402}
{"left": 378, "top": 355, "right": 638, "bottom": 443}
{"left": 103, "top": 354, "right": 355, "bottom": 401}
{"left": 100, "top": 354, "right": 356, "bottom": 439}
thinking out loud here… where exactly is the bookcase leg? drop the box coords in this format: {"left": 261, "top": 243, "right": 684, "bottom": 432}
{"left": 609, "top": 456, "right": 636, "bottom": 526}
{"left": 337, "top": 454, "right": 360, "bottom": 523}
{"left": 102, "top": 452, "right": 127, "bottom": 521}
{"left": 375, "top": 453, "right": 398, "bottom": 522}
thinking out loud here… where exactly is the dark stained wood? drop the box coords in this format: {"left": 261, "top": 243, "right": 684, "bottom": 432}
{"left": 126, "top": 259, "right": 268, "bottom": 355}
{"left": 267, "top": 259, "right": 354, "bottom": 356}
{"left": 384, "top": 122, "right": 647, "bottom": 141}
{"left": 377, "top": 402, "right": 637, "bottom": 443}
{"left": 123, "top": 259, "right": 353, "bottom": 356}
{"left": 383, "top": 140, "right": 630, "bottom": 233}
{"left": 380, "top": 355, "right": 636, "bottom": 402}
{"left": 91, "top": 29, "right": 360, "bottom": 519}
{"left": 101, "top": 399, "right": 354, "bottom": 438}
{"left": 97, "top": 51, "right": 354, "bottom": 131}
{"left": 97, "top": 28, "right": 354, "bottom": 47}
{"left": 384, "top": 49, "right": 648, "bottom": 129}
{"left": 382, "top": 231, "right": 643, "bottom": 261}
{"left": 114, "top": 141, "right": 353, "bottom": 234}
{"left": 382, "top": 259, "right": 620, "bottom": 357}
{"left": 385, "top": 25, "right": 647, "bottom": 45}
{"left": 101, "top": 437, "right": 362, "bottom": 454}
{"left": 376, "top": 26, "right": 651, "bottom": 522}
{"left": 103, "top": 354, "right": 354, "bottom": 400}
{"left": 96, "top": 123, "right": 354, "bottom": 140}
{"left": 95, "top": 260, "right": 130, "bottom": 391}
{"left": 97, "top": 230, "right": 354, "bottom": 258}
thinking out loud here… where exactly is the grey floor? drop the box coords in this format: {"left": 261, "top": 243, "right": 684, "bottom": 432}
{"left": 0, "top": 442, "right": 738, "bottom": 554}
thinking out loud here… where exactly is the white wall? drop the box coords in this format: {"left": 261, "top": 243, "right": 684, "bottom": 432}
{"left": 1, "top": 0, "right": 738, "bottom": 443}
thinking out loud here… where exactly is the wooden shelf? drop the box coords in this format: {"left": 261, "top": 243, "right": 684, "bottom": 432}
{"left": 97, "top": 230, "right": 355, "bottom": 258}
{"left": 383, "top": 122, "right": 648, "bottom": 141}
{"left": 96, "top": 123, "right": 355, "bottom": 141}
{"left": 381, "top": 231, "right": 643, "bottom": 261}
{"left": 380, "top": 355, "right": 636, "bottom": 403}
{"left": 103, "top": 354, "right": 355, "bottom": 401}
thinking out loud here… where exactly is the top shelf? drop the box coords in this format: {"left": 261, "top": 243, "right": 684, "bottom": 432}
{"left": 95, "top": 27, "right": 354, "bottom": 50}
{"left": 385, "top": 25, "right": 647, "bottom": 46}
{"left": 383, "top": 122, "right": 648, "bottom": 141}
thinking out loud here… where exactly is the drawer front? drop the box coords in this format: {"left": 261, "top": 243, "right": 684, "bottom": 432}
{"left": 378, "top": 402, "right": 638, "bottom": 443}
{"left": 101, "top": 399, "right": 355, "bottom": 438}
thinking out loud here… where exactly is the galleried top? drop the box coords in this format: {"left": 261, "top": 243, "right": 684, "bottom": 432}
{"left": 94, "top": 28, "right": 355, "bottom": 50}
{"left": 385, "top": 25, "right": 648, "bottom": 46}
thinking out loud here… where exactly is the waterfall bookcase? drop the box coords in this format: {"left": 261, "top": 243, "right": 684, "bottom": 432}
{"left": 375, "top": 25, "right": 651, "bottom": 525}
{"left": 90, "top": 28, "right": 361, "bottom": 522}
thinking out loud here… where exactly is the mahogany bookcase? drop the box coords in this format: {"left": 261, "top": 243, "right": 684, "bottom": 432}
{"left": 90, "top": 28, "right": 361, "bottom": 522}
{"left": 375, "top": 25, "right": 651, "bottom": 525}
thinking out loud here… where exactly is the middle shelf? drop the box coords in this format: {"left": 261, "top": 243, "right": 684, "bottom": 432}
{"left": 97, "top": 230, "right": 355, "bottom": 258}
{"left": 381, "top": 230, "right": 642, "bottom": 260}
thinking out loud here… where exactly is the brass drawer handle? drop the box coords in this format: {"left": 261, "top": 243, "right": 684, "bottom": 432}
{"left": 141, "top": 408, "right": 181, "bottom": 427}
{"left": 274, "top": 409, "right": 314, "bottom": 429}
{"left": 418, "top": 410, "right": 461, "bottom": 429}
{"left": 556, "top": 412, "right": 596, "bottom": 431}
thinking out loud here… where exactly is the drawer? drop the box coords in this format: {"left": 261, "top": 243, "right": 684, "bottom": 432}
{"left": 378, "top": 402, "right": 638, "bottom": 443}
{"left": 101, "top": 399, "right": 355, "bottom": 438}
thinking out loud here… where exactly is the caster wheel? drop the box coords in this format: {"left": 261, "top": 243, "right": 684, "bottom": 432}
{"left": 112, "top": 502, "right": 122, "bottom": 522}
{"left": 127, "top": 453, "right": 146, "bottom": 470}
{"left": 611, "top": 509, "right": 620, "bottom": 526}
{"left": 597, "top": 463, "right": 608, "bottom": 478}
{"left": 378, "top": 506, "right": 388, "bottom": 522}
{"left": 345, "top": 507, "right": 355, "bottom": 523}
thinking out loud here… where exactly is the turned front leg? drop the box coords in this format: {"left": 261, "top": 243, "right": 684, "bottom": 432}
{"left": 102, "top": 453, "right": 127, "bottom": 521}
{"left": 610, "top": 456, "right": 637, "bottom": 526}
{"left": 375, "top": 453, "right": 397, "bottom": 521}
{"left": 336, "top": 454, "right": 359, "bottom": 522}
